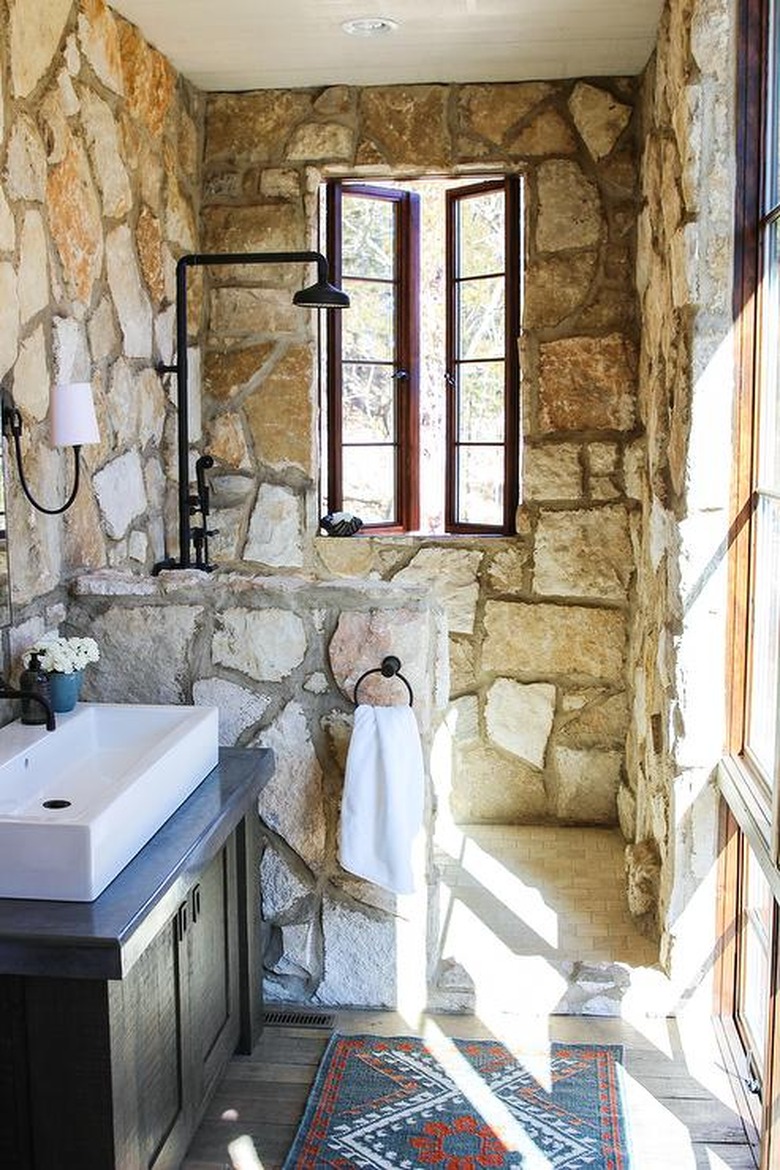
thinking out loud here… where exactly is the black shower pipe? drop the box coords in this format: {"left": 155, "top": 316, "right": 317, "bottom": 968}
{"left": 156, "top": 250, "right": 344, "bottom": 571}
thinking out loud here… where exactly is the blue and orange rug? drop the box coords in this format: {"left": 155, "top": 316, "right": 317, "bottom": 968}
{"left": 283, "top": 1033, "right": 629, "bottom": 1168}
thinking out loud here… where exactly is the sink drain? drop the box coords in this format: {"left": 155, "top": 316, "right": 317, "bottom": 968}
{"left": 42, "top": 799, "right": 71, "bottom": 810}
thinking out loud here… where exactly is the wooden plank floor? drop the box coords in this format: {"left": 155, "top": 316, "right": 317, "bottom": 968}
{"left": 183, "top": 827, "right": 758, "bottom": 1167}
{"left": 183, "top": 1009, "right": 759, "bottom": 1169}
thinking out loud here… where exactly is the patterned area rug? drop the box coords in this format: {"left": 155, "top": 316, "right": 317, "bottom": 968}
{"left": 283, "top": 1034, "right": 628, "bottom": 1168}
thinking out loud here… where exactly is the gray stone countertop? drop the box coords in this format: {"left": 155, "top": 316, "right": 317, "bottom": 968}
{"left": 0, "top": 746, "right": 273, "bottom": 981}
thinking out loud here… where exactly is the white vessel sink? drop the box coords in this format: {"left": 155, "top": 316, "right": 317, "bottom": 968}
{"left": 0, "top": 702, "right": 219, "bottom": 901}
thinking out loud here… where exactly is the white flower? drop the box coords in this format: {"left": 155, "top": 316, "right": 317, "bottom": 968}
{"left": 23, "top": 635, "right": 100, "bottom": 675}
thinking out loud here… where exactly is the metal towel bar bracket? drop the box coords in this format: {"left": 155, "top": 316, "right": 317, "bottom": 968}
{"left": 353, "top": 655, "right": 414, "bottom": 707}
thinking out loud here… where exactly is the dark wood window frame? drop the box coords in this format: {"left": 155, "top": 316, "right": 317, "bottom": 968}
{"left": 325, "top": 175, "right": 521, "bottom": 536}
{"left": 445, "top": 177, "right": 522, "bottom": 535}
{"left": 325, "top": 182, "right": 420, "bottom": 533}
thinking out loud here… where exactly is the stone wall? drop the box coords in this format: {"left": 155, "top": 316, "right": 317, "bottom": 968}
{"left": 627, "top": 0, "right": 736, "bottom": 979}
{"left": 68, "top": 568, "right": 448, "bottom": 1008}
{"left": 201, "top": 79, "right": 644, "bottom": 831}
{"left": 0, "top": 0, "right": 202, "bottom": 610}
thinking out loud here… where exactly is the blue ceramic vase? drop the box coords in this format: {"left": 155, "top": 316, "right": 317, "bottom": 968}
{"left": 47, "top": 670, "right": 83, "bottom": 713}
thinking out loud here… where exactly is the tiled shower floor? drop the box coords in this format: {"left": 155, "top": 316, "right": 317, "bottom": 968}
{"left": 434, "top": 824, "right": 671, "bottom": 1018}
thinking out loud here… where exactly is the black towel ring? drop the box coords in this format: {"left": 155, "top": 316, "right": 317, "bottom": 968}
{"left": 353, "top": 655, "right": 414, "bottom": 707}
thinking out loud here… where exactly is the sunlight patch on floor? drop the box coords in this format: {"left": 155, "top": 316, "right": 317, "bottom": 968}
{"left": 227, "top": 1135, "right": 264, "bottom": 1169}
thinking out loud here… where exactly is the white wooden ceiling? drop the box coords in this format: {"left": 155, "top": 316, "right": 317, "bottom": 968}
{"left": 108, "top": 0, "right": 664, "bottom": 91}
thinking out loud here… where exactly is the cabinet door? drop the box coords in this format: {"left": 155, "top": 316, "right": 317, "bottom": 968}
{"left": 119, "top": 906, "right": 190, "bottom": 1170}
{"left": 187, "top": 837, "right": 240, "bottom": 1109}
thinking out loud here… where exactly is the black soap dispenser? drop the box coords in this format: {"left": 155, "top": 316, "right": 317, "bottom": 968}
{"left": 19, "top": 653, "right": 51, "bottom": 725}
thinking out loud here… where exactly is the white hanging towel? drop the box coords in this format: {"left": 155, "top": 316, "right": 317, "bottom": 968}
{"left": 339, "top": 703, "right": 425, "bottom": 895}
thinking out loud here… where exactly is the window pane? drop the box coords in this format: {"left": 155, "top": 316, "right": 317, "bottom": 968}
{"left": 458, "top": 362, "right": 505, "bottom": 442}
{"left": 458, "top": 276, "right": 505, "bottom": 359}
{"left": 457, "top": 191, "right": 505, "bottom": 277}
{"left": 342, "top": 279, "right": 395, "bottom": 362}
{"left": 758, "top": 223, "right": 780, "bottom": 488}
{"left": 746, "top": 493, "right": 780, "bottom": 782}
{"left": 767, "top": 0, "right": 780, "bottom": 211}
{"left": 456, "top": 445, "right": 504, "bottom": 526}
{"left": 342, "top": 196, "right": 395, "bottom": 279}
{"left": 738, "top": 846, "right": 773, "bottom": 1075}
{"left": 342, "top": 365, "right": 395, "bottom": 443}
{"left": 342, "top": 445, "right": 395, "bottom": 524}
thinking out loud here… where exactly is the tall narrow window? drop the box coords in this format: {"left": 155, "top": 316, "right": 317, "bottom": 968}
{"left": 446, "top": 180, "right": 521, "bottom": 533}
{"left": 324, "top": 176, "right": 521, "bottom": 534}
{"left": 735, "top": 0, "right": 780, "bottom": 809}
{"left": 326, "top": 184, "right": 419, "bottom": 532}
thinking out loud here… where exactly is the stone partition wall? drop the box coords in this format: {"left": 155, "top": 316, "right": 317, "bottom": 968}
{"left": 200, "top": 80, "right": 645, "bottom": 833}
{"left": 67, "top": 568, "right": 449, "bottom": 1008}
{"left": 0, "top": 0, "right": 202, "bottom": 608}
{"left": 627, "top": 0, "right": 736, "bottom": 983}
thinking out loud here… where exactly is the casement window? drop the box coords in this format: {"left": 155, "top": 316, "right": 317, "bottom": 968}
{"left": 323, "top": 176, "right": 521, "bottom": 535}
{"left": 722, "top": 0, "right": 780, "bottom": 1162}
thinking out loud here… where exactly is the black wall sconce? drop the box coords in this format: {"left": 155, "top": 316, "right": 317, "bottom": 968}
{"left": 155, "top": 250, "right": 349, "bottom": 572}
{"left": 1, "top": 381, "right": 100, "bottom": 515}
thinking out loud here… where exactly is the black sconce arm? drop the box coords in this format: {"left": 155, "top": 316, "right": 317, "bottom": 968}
{"left": 2, "top": 401, "right": 82, "bottom": 516}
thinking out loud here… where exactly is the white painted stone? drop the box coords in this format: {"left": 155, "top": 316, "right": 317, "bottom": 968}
{"left": 0, "top": 264, "right": 20, "bottom": 379}
{"left": 83, "top": 605, "right": 202, "bottom": 703}
{"left": 444, "top": 695, "right": 479, "bottom": 744}
{"left": 314, "top": 895, "right": 397, "bottom": 1007}
{"left": 105, "top": 225, "right": 153, "bottom": 359}
{"left": 192, "top": 676, "right": 270, "bottom": 746}
{"left": 5, "top": 115, "right": 47, "bottom": 202}
{"left": 128, "top": 530, "right": 148, "bottom": 563}
{"left": 137, "top": 367, "right": 167, "bottom": 448}
{"left": 64, "top": 33, "right": 80, "bottom": 75}
{"left": 53, "top": 315, "right": 90, "bottom": 383}
{"left": 213, "top": 607, "right": 306, "bottom": 682}
{"left": 14, "top": 326, "right": 49, "bottom": 421}
{"left": 107, "top": 359, "right": 136, "bottom": 447}
{"left": 10, "top": 0, "right": 71, "bottom": 98}
{"left": 0, "top": 187, "right": 15, "bottom": 253}
{"left": 255, "top": 701, "right": 326, "bottom": 868}
{"left": 244, "top": 484, "right": 303, "bottom": 568}
{"left": 393, "top": 547, "right": 482, "bottom": 634}
{"left": 77, "top": 4, "right": 124, "bottom": 93}
{"left": 165, "top": 178, "right": 197, "bottom": 251}
{"left": 57, "top": 66, "right": 80, "bottom": 116}
{"left": 87, "top": 297, "right": 119, "bottom": 363}
{"left": 569, "top": 83, "right": 632, "bottom": 160}
{"left": 486, "top": 678, "right": 556, "bottom": 769}
{"left": 268, "top": 922, "right": 315, "bottom": 979}
{"left": 155, "top": 304, "right": 176, "bottom": 367}
{"left": 260, "top": 847, "right": 314, "bottom": 920}
{"left": 80, "top": 88, "right": 132, "bottom": 218}
{"left": 553, "top": 747, "right": 621, "bottom": 823}
{"left": 93, "top": 449, "right": 148, "bottom": 539}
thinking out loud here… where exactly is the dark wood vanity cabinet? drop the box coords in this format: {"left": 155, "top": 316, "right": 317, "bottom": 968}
{"left": 0, "top": 749, "right": 271, "bottom": 1170}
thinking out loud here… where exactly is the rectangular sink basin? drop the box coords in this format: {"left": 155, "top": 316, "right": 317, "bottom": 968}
{"left": 0, "top": 702, "right": 219, "bottom": 902}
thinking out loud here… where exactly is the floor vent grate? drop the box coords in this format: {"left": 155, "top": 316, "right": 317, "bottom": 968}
{"left": 264, "top": 1009, "right": 336, "bottom": 1030}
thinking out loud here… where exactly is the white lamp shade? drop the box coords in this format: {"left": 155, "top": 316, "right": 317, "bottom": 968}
{"left": 49, "top": 381, "right": 100, "bottom": 447}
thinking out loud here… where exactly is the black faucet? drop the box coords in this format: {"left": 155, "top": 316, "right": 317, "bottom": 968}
{"left": 0, "top": 679, "right": 56, "bottom": 731}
